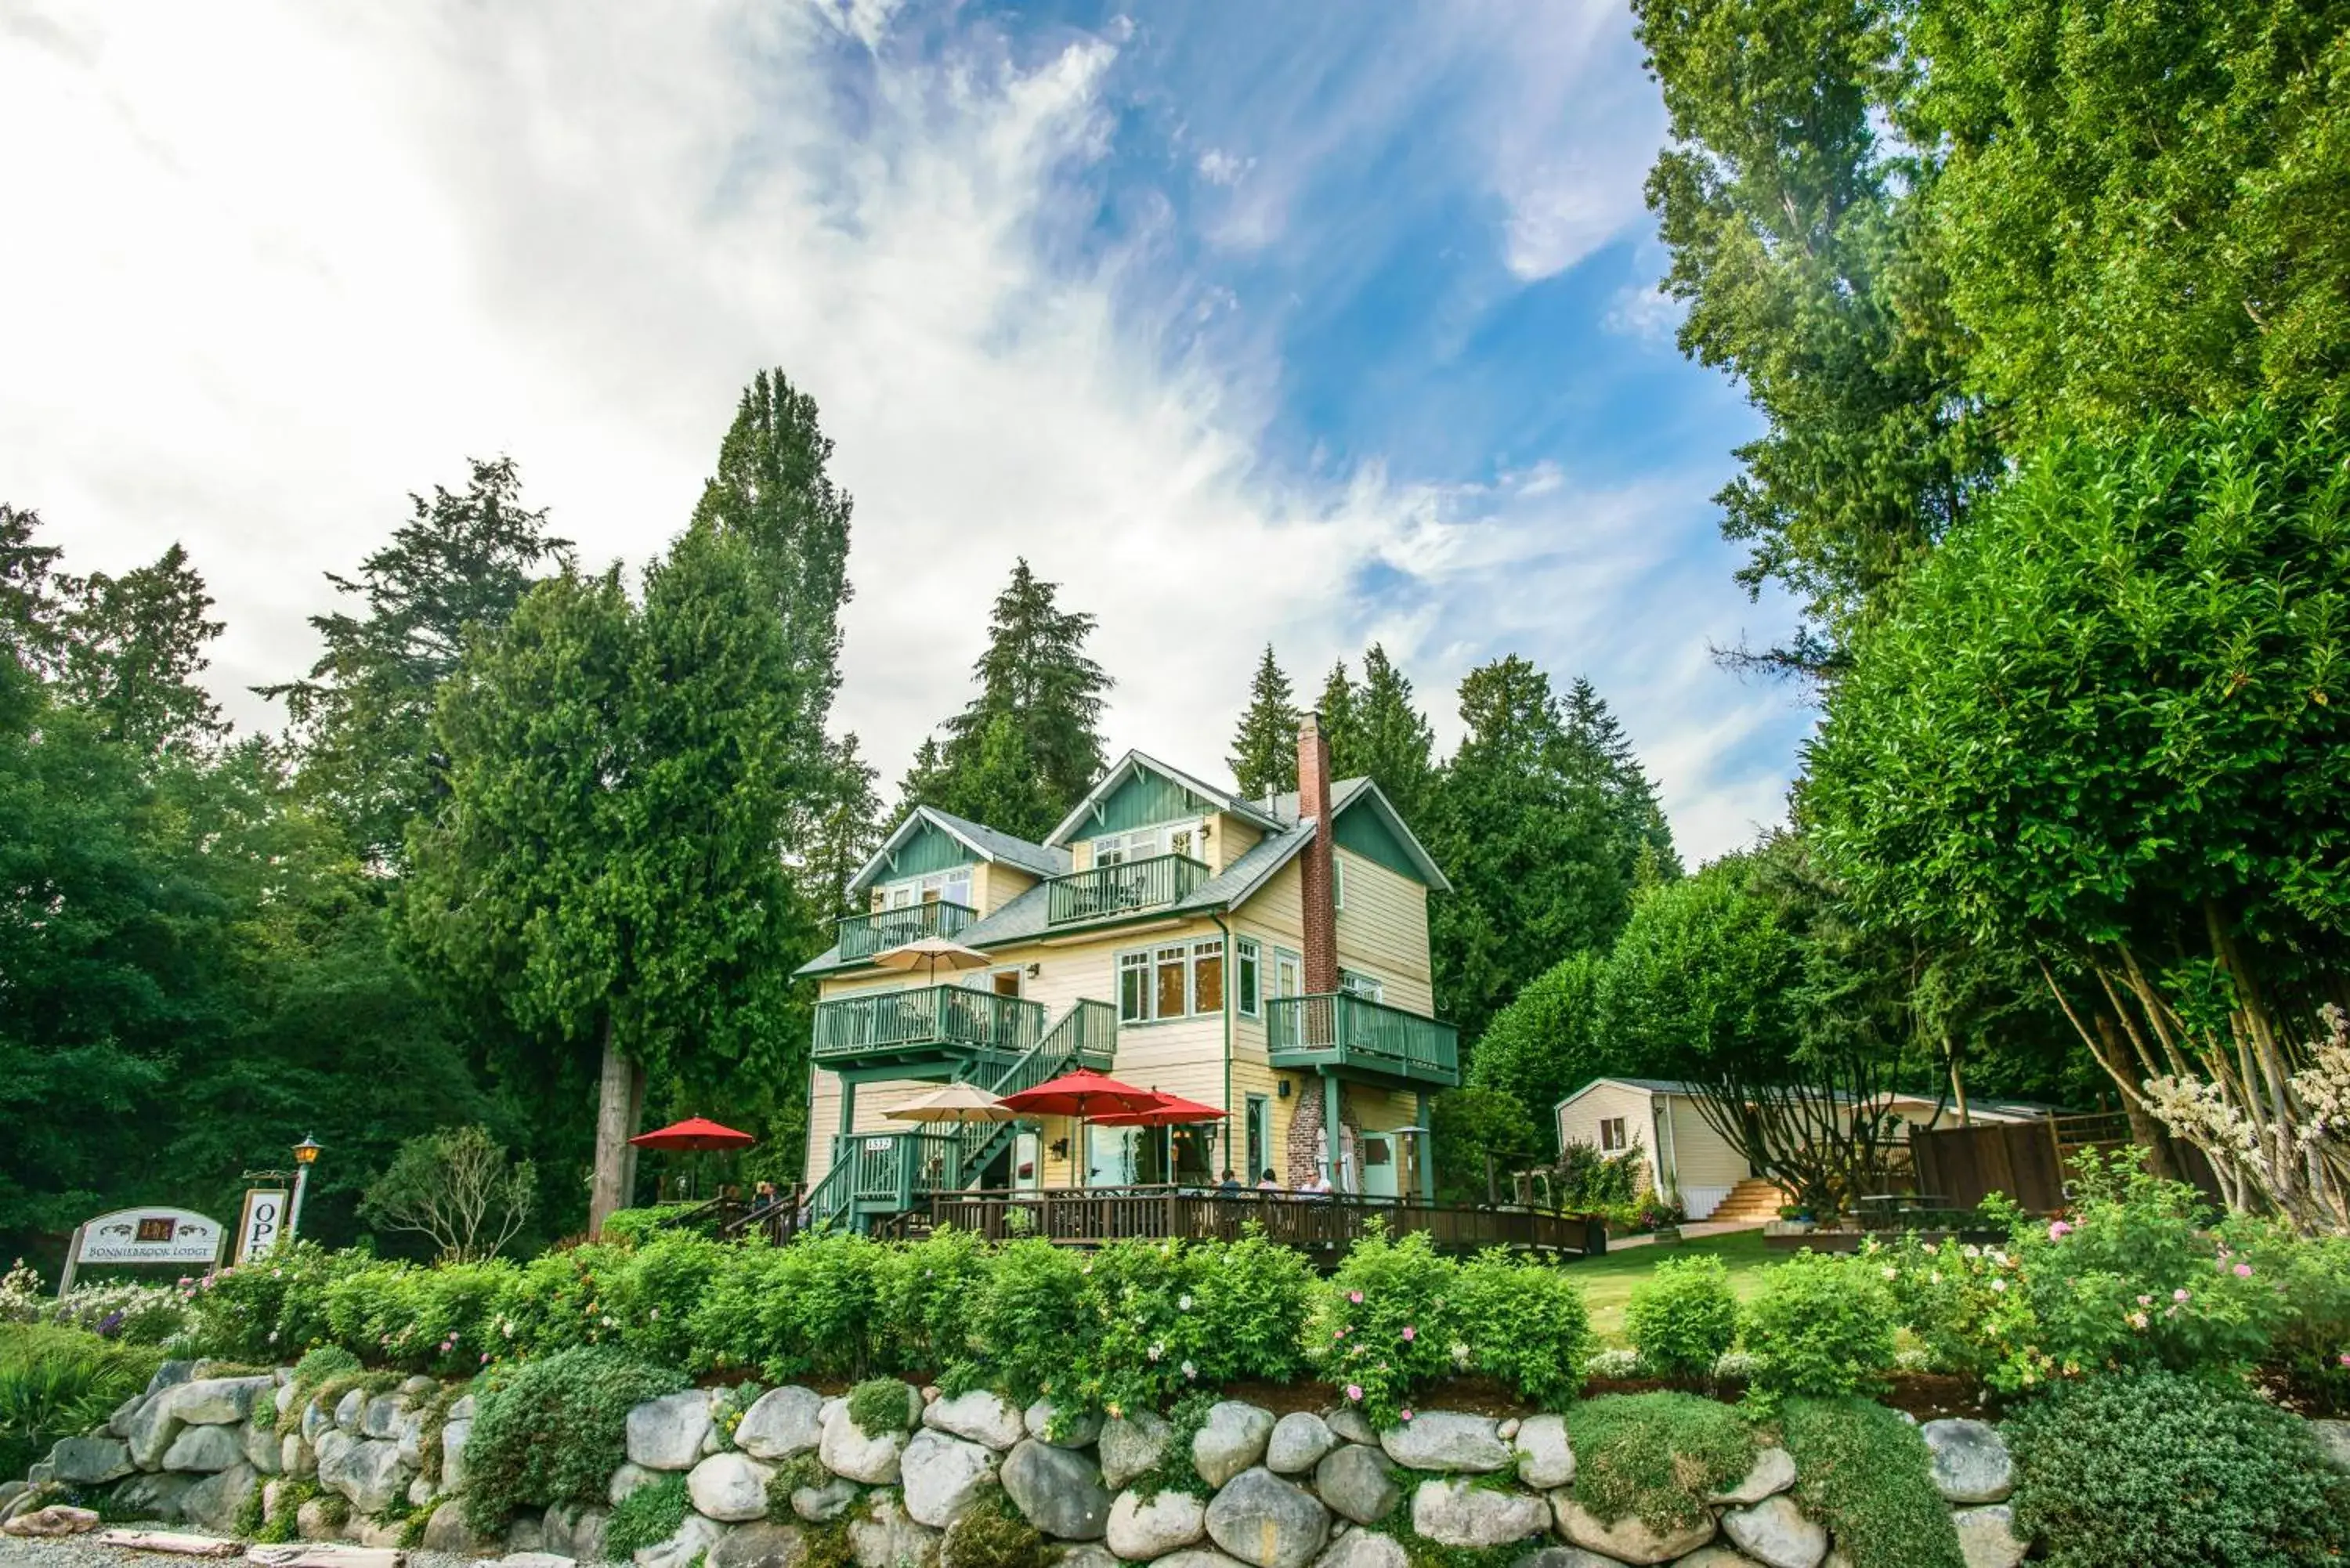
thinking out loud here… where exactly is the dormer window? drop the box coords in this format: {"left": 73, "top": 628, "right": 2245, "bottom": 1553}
{"left": 872, "top": 866, "right": 974, "bottom": 912}
{"left": 1094, "top": 820, "right": 1202, "bottom": 865}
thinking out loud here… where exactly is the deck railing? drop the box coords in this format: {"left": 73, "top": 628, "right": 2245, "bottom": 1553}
{"left": 1266, "top": 992, "right": 1460, "bottom": 1086}
{"left": 1046, "top": 853, "right": 1209, "bottom": 925}
{"left": 837, "top": 900, "right": 978, "bottom": 961}
{"left": 812, "top": 984, "right": 1046, "bottom": 1062}
{"left": 951, "top": 999, "right": 1121, "bottom": 1180}
{"left": 875, "top": 1187, "right": 1606, "bottom": 1256}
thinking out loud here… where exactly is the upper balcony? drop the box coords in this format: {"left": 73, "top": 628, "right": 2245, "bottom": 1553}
{"left": 1267, "top": 992, "right": 1461, "bottom": 1089}
{"left": 1045, "top": 852, "right": 1209, "bottom": 926}
{"left": 837, "top": 900, "right": 978, "bottom": 962}
{"left": 813, "top": 984, "right": 1045, "bottom": 1075}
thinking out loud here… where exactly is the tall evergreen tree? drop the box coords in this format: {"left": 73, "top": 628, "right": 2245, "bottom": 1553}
{"left": 404, "top": 525, "right": 812, "bottom": 1235}
{"left": 0, "top": 504, "right": 64, "bottom": 672}
{"left": 1349, "top": 645, "right": 1437, "bottom": 820}
{"left": 1317, "top": 661, "right": 1360, "bottom": 767}
{"left": 1227, "top": 644, "right": 1299, "bottom": 799}
{"left": 1430, "top": 657, "right": 1676, "bottom": 1046}
{"left": 56, "top": 542, "right": 228, "bottom": 753}
{"left": 900, "top": 559, "right": 1111, "bottom": 840}
{"left": 262, "top": 457, "right": 569, "bottom": 866}
{"left": 688, "top": 368, "right": 855, "bottom": 754}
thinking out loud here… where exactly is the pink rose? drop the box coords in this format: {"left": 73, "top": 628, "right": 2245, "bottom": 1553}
{"left": 1401, "top": 1326, "right": 1415, "bottom": 1341}
{"left": 1349, "top": 1291, "right": 1364, "bottom": 1305}
{"left": 1399, "top": 1409, "right": 1413, "bottom": 1422}
{"left": 2174, "top": 1289, "right": 2190, "bottom": 1302}
{"left": 2233, "top": 1263, "right": 2254, "bottom": 1278}
{"left": 1345, "top": 1384, "right": 1363, "bottom": 1402}
{"left": 2047, "top": 1221, "right": 2073, "bottom": 1241}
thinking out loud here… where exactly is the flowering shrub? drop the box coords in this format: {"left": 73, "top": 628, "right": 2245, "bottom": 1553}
{"left": 2236, "top": 1226, "right": 2350, "bottom": 1413}
{"left": 1882, "top": 1153, "right": 2285, "bottom": 1392}
{"left": 600, "top": 1233, "right": 730, "bottom": 1370}
{"left": 0, "top": 1260, "right": 186, "bottom": 1345}
{"left": 1307, "top": 1227, "right": 1459, "bottom": 1427}
{"left": 1740, "top": 1251, "right": 1896, "bottom": 1407}
{"left": 874, "top": 1225, "right": 992, "bottom": 1376}
{"left": 1184, "top": 1228, "right": 1313, "bottom": 1387}
{"left": 1455, "top": 1248, "right": 1591, "bottom": 1409}
{"left": 1624, "top": 1254, "right": 1739, "bottom": 1378}
{"left": 178, "top": 1241, "right": 377, "bottom": 1362}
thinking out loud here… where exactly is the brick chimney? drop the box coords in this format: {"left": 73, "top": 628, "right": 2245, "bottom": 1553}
{"left": 1297, "top": 710, "right": 1339, "bottom": 997}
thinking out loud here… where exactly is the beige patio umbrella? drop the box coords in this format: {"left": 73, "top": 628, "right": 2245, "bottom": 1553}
{"left": 871, "top": 935, "right": 992, "bottom": 984}
{"left": 884, "top": 1082, "right": 1017, "bottom": 1124}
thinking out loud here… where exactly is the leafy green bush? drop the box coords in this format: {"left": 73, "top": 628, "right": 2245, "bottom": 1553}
{"left": 1882, "top": 1155, "right": 2285, "bottom": 1393}
{"left": 2243, "top": 1227, "right": 2350, "bottom": 1414}
{"left": 181, "top": 1241, "right": 375, "bottom": 1361}
{"left": 0, "top": 1326, "right": 165, "bottom": 1482}
{"left": 1779, "top": 1398, "right": 1962, "bottom": 1568}
{"left": 2008, "top": 1370, "right": 2350, "bottom": 1568}
{"left": 604, "top": 1233, "right": 732, "bottom": 1370}
{"left": 1184, "top": 1228, "right": 1313, "bottom": 1387}
{"left": 1454, "top": 1250, "right": 1590, "bottom": 1409}
{"left": 1625, "top": 1255, "right": 1739, "bottom": 1378}
{"left": 600, "top": 1205, "right": 703, "bottom": 1247}
{"left": 461, "top": 1346, "right": 688, "bottom": 1531}
{"left": 606, "top": 1473, "right": 691, "bottom": 1559}
{"left": 0, "top": 1262, "right": 187, "bottom": 1345}
{"left": 875, "top": 1227, "right": 992, "bottom": 1377}
{"left": 1741, "top": 1252, "right": 1896, "bottom": 1406}
{"left": 963, "top": 1239, "right": 1086, "bottom": 1407}
{"left": 846, "top": 1377, "right": 914, "bottom": 1437}
{"left": 1564, "top": 1393, "right": 1753, "bottom": 1535}
{"left": 1309, "top": 1228, "right": 1459, "bottom": 1427}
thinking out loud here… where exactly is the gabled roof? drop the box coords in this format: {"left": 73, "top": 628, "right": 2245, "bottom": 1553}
{"left": 1245, "top": 776, "right": 1452, "bottom": 894}
{"left": 848, "top": 804, "right": 1068, "bottom": 894}
{"left": 1044, "top": 750, "right": 1283, "bottom": 847}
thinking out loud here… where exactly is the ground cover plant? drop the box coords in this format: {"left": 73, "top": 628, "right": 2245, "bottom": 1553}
{"left": 1777, "top": 1396, "right": 1963, "bottom": 1568}
{"left": 0, "top": 1325, "right": 164, "bottom": 1482}
{"left": 1563, "top": 1392, "right": 1753, "bottom": 1535}
{"left": 2006, "top": 1368, "right": 2350, "bottom": 1568}
{"left": 461, "top": 1345, "right": 689, "bottom": 1532}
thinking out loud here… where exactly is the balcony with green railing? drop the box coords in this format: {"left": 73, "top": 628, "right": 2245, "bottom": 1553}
{"left": 812, "top": 984, "right": 1045, "bottom": 1072}
{"left": 1267, "top": 992, "right": 1461, "bottom": 1088}
{"left": 837, "top": 899, "right": 978, "bottom": 962}
{"left": 1045, "top": 853, "right": 1209, "bottom": 926}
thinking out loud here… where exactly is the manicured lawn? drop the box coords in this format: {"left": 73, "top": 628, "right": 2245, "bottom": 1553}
{"left": 1570, "top": 1228, "right": 1777, "bottom": 1343}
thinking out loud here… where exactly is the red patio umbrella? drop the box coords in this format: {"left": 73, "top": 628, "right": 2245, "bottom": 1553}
{"left": 628, "top": 1116, "right": 758, "bottom": 1151}
{"left": 996, "top": 1069, "right": 1164, "bottom": 1188}
{"left": 1086, "top": 1093, "right": 1225, "bottom": 1128}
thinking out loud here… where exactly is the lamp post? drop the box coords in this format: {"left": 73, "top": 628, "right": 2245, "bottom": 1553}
{"left": 288, "top": 1135, "right": 324, "bottom": 1242}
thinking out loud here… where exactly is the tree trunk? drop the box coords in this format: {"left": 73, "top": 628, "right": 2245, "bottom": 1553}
{"left": 589, "top": 1018, "right": 634, "bottom": 1238}
{"left": 620, "top": 1062, "right": 648, "bottom": 1206}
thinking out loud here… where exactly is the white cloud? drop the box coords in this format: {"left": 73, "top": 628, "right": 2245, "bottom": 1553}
{"left": 1604, "top": 281, "right": 1683, "bottom": 341}
{"left": 0, "top": 0, "right": 1797, "bottom": 861}
{"left": 1195, "top": 149, "right": 1252, "bottom": 186}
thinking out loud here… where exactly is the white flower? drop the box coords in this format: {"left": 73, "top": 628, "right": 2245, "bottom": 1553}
{"left": 1181, "top": 1360, "right": 1197, "bottom": 1379}
{"left": 1881, "top": 1266, "right": 1897, "bottom": 1281}
{"left": 1990, "top": 1279, "right": 2008, "bottom": 1293}
{"left": 1177, "top": 1295, "right": 1193, "bottom": 1312}
{"left": 1963, "top": 1245, "right": 1982, "bottom": 1259}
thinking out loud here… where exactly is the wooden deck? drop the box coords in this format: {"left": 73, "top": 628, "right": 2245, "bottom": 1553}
{"left": 867, "top": 1186, "right": 1607, "bottom": 1258}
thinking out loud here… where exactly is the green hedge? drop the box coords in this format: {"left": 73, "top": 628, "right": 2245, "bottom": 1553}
{"left": 182, "top": 1223, "right": 1590, "bottom": 1423}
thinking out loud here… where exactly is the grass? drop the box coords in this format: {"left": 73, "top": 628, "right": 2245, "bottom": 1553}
{"left": 1571, "top": 1230, "right": 1777, "bottom": 1345}
{"left": 1564, "top": 1393, "right": 1755, "bottom": 1534}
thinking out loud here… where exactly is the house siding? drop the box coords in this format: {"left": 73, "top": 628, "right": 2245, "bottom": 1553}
{"left": 1661, "top": 1095, "right": 1752, "bottom": 1219}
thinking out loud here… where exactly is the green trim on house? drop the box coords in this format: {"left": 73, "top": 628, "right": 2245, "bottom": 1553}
{"left": 1080, "top": 768, "right": 1220, "bottom": 837}
{"left": 873, "top": 820, "right": 979, "bottom": 881}
{"left": 1335, "top": 800, "right": 1427, "bottom": 886}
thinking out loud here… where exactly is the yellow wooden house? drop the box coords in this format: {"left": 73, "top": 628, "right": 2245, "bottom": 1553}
{"left": 794, "top": 716, "right": 1458, "bottom": 1230}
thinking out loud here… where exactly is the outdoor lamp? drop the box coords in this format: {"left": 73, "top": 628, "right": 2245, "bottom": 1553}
{"left": 288, "top": 1134, "right": 324, "bottom": 1242}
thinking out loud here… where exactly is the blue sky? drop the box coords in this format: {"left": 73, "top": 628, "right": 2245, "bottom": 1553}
{"left": 0, "top": 0, "right": 1806, "bottom": 858}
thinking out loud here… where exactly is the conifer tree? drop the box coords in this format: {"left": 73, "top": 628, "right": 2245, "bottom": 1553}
{"left": 1317, "top": 659, "right": 1360, "bottom": 769}
{"left": 57, "top": 543, "right": 228, "bottom": 754}
{"left": 1350, "top": 645, "right": 1437, "bottom": 819}
{"left": 262, "top": 457, "right": 569, "bottom": 865}
{"left": 1227, "top": 644, "right": 1299, "bottom": 799}
{"left": 900, "top": 559, "right": 1111, "bottom": 840}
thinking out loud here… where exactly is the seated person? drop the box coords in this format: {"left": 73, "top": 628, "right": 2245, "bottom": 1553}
{"left": 1256, "top": 1169, "right": 1282, "bottom": 1191}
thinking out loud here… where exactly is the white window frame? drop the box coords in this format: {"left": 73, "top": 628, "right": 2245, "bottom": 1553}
{"left": 1600, "top": 1116, "right": 1629, "bottom": 1153}
{"left": 1339, "top": 968, "right": 1384, "bottom": 1003}
{"left": 873, "top": 865, "right": 973, "bottom": 912}
{"left": 1272, "top": 948, "right": 1303, "bottom": 1000}
{"left": 1234, "top": 937, "right": 1262, "bottom": 1017}
{"left": 1093, "top": 819, "right": 1204, "bottom": 867}
{"left": 1332, "top": 854, "right": 1346, "bottom": 910}
{"left": 1115, "top": 937, "right": 1225, "bottom": 1024}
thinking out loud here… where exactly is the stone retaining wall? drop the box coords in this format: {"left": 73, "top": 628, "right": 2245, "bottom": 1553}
{"left": 11, "top": 1361, "right": 2348, "bottom": 1568}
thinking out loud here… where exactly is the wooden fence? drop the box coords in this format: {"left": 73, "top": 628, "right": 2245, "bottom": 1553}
{"left": 1910, "top": 1114, "right": 2222, "bottom": 1212}
{"left": 870, "top": 1187, "right": 1607, "bottom": 1258}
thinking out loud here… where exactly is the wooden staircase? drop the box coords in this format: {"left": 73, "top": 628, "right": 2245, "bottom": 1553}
{"left": 1702, "top": 1176, "right": 1791, "bottom": 1225}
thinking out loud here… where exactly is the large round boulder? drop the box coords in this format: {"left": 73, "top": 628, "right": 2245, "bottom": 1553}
{"left": 900, "top": 1429, "right": 999, "bottom": 1529}
{"left": 1107, "top": 1487, "right": 1208, "bottom": 1560}
{"left": 736, "top": 1387, "right": 826, "bottom": 1461}
{"left": 1002, "top": 1439, "right": 1112, "bottom": 1541}
{"left": 1313, "top": 1444, "right": 1400, "bottom": 1526}
{"left": 1410, "top": 1479, "right": 1547, "bottom": 1549}
{"left": 628, "top": 1391, "right": 718, "bottom": 1471}
{"left": 1920, "top": 1420, "right": 2014, "bottom": 1505}
{"left": 1203, "top": 1466, "right": 1331, "bottom": 1568}
{"left": 1266, "top": 1414, "right": 1336, "bottom": 1476}
{"left": 1721, "top": 1495, "right": 1828, "bottom": 1568}
{"left": 689, "top": 1452, "right": 778, "bottom": 1523}
{"left": 1378, "top": 1413, "right": 1508, "bottom": 1474}
{"left": 1193, "top": 1403, "right": 1275, "bottom": 1489}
